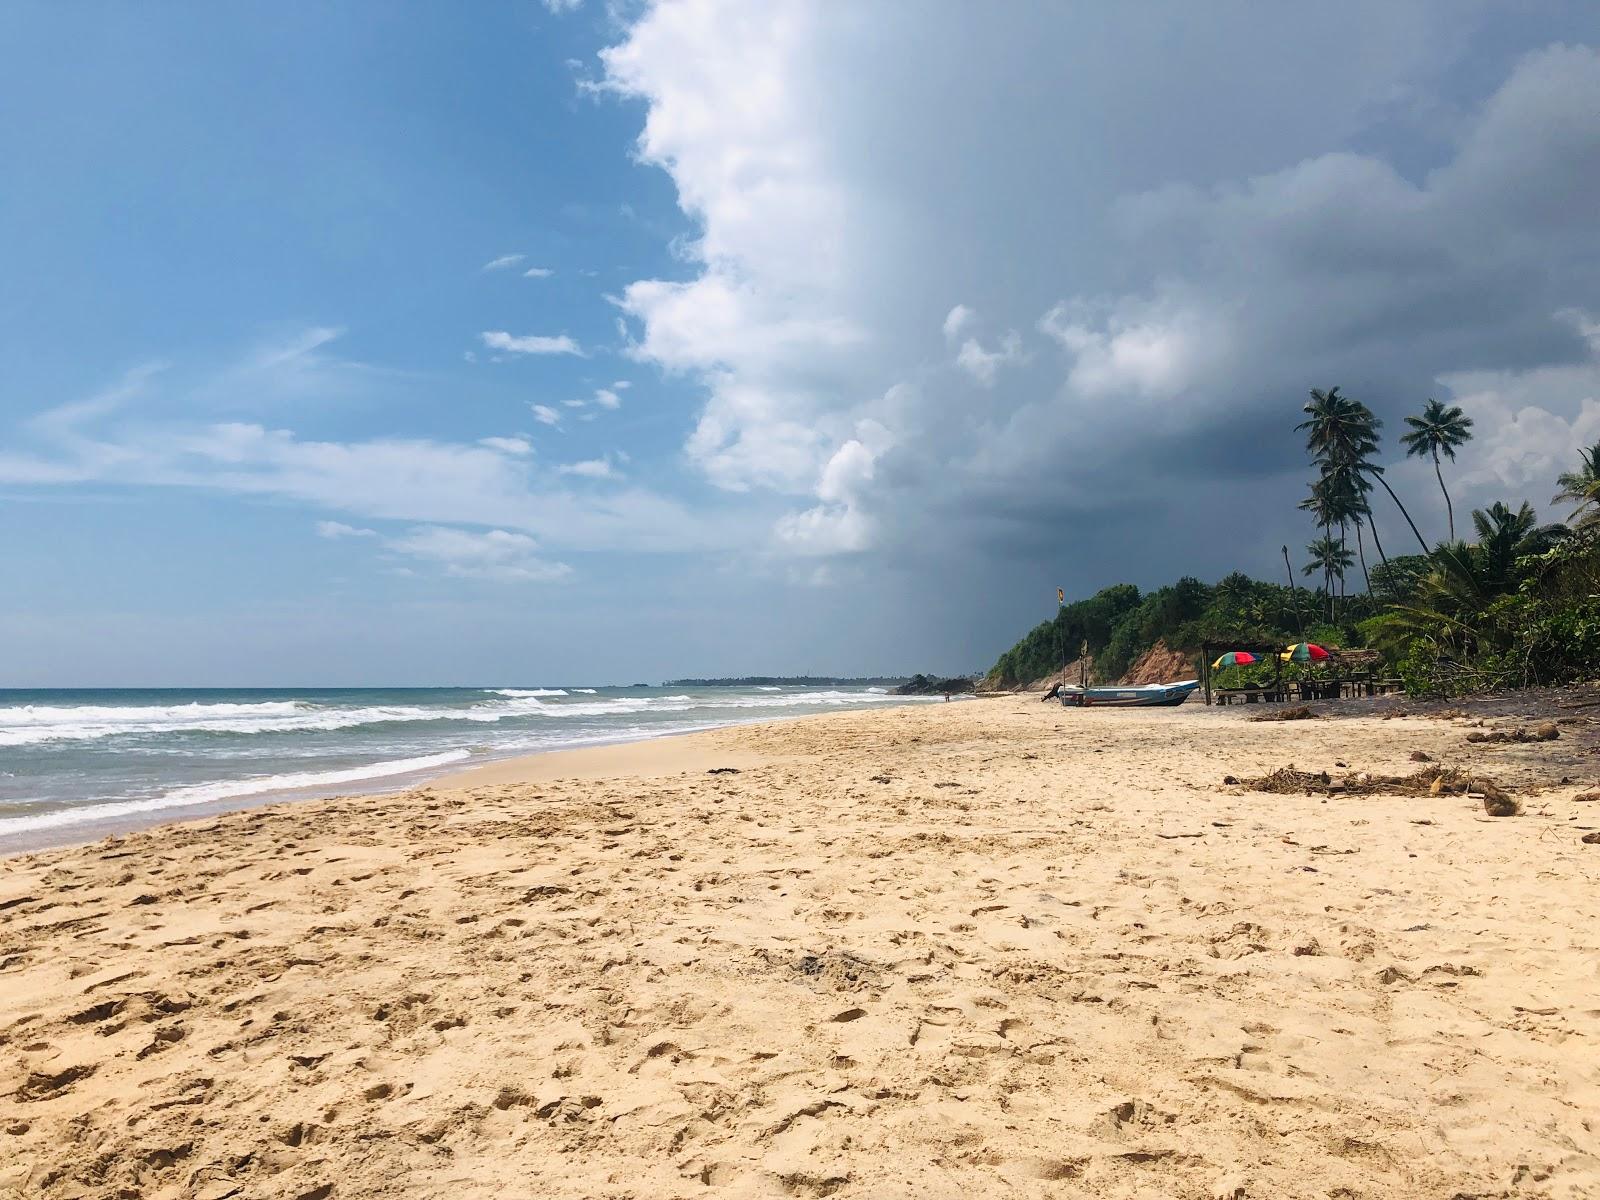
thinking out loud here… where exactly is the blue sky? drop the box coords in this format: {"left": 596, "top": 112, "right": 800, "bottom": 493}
{"left": 5, "top": 3, "right": 1600, "bottom": 685}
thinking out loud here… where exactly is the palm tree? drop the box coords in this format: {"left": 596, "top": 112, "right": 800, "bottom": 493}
{"left": 1321, "top": 458, "right": 1375, "bottom": 596}
{"left": 1553, "top": 442, "right": 1600, "bottom": 527}
{"left": 1302, "top": 535, "right": 1353, "bottom": 621}
{"left": 1356, "top": 477, "right": 1396, "bottom": 596}
{"left": 1470, "top": 501, "right": 1537, "bottom": 594}
{"left": 1297, "top": 390, "right": 1395, "bottom": 594}
{"left": 1401, "top": 398, "right": 1474, "bottom": 540}
{"left": 1351, "top": 509, "right": 1373, "bottom": 597}
{"left": 1470, "top": 500, "right": 1571, "bottom": 586}
{"left": 1298, "top": 480, "right": 1338, "bottom": 617}
{"left": 1297, "top": 387, "right": 1375, "bottom": 470}
{"left": 1298, "top": 386, "right": 1430, "bottom": 554}
{"left": 1364, "top": 543, "right": 1497, "bottom": 663}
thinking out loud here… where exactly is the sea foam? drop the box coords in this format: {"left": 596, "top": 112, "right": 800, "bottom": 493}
{"left": 0, "top": 749, "right": 472, "bottom": 837}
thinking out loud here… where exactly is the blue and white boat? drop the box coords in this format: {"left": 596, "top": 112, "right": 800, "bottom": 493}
{"left": 1059, "top": 679, "right": 1199, "bottom": 708}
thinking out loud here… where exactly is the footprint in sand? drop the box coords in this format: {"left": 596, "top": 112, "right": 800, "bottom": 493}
{"left": 17, "top": 1063, "right": 96, "bottom": 1101}
{"left": 136, "top": 1023, "right": 187, "bottom": 1060}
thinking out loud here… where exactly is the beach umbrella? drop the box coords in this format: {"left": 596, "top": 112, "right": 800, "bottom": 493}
{"left": 1282, "top": 642, "right": 1331, "bottom": 663}
{"left": 1211, "top": 651, "right": 1257, "bottom": 670}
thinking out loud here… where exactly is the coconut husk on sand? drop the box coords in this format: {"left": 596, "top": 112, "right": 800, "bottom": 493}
{"left": 1465, "top": 723, "right": 1560, "bottom": 744}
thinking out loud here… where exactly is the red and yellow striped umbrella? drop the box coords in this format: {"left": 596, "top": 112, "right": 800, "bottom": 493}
{"left": 1282, "top": 642, "right": 1331, "bottom": 662}
{"left": 1211, "top": 651, "right": 1258, "bottom": 670}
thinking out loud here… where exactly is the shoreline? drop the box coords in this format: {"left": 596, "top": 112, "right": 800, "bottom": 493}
{"left": 3, "top": 700, "right": 1597, "bottom": 1197}
{"left": 0, "top": 702, "right": 937, "bottom": 858}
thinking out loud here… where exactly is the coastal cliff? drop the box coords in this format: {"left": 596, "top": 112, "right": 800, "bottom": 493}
{"left": 982, "top": 576, "right": 1303, "bottom": 691}
{"left": 976, "top": 639, "right": 1195, "bottom": 692}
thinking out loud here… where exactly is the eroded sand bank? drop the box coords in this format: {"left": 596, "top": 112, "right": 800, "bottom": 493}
{"left": 2, "top": 701, "right": 1598, "bottom": 1198}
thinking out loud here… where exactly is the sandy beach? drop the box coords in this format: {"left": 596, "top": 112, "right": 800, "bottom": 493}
{"left": 3, "top": 699, "right": 1598, "bottom": 1199}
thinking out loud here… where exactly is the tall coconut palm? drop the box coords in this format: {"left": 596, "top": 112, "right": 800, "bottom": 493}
{"left": 1298, "top": 390, "right": 1370, "bottom": 596}
{"left": 1553, "top": 442, "right": 1600, "bottom": 527}
{"left": 1299, "top": 407, "right": 1352, "bottom": 615}
{"left": 1321, "top": 458, "right": 1375, "bottom": 596}
{"left": 1400, "top": 398, "right": 1474, "bottom": 540}
{"left": 1350, "top": 509, "right": 1373, "bottom": 597}
{"left": 1297, "top": 389, "right": 1395, "bottom": 593}
{"left": 1298, "top": 480, "right": 1339, "bottom": 618}
{"left": 1303, "top": 535, "right": 1353, "bottom": 620}
{"left": 1298, "top": 386, "right": 1430, "bottom": 554}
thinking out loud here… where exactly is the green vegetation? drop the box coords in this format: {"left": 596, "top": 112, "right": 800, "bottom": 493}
{"left": 986, "top": 574, "right": 1309, "bottom": 687}
{"left": 985, "top": 393, "right": 1600, "bottom": 697}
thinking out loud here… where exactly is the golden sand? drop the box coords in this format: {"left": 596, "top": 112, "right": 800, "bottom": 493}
{"left": 2, "top": 701, "right": 1598, "bottom": 1198}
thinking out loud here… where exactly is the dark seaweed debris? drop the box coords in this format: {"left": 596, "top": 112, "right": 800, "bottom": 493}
{"left": 1226, "top": 763, "right": 1511, "bottom": 803}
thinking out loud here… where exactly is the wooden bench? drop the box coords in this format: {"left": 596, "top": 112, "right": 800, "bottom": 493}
{"left": 1215, "top": 687, "right": 1288, "bottom": 705}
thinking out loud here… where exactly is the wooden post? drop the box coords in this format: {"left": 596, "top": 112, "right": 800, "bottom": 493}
{"left": 1057, "top": 596, "right": 1064, "bottom": 692}
{"left": 1282, "top": 545, "right": 1306, "bottom": 641}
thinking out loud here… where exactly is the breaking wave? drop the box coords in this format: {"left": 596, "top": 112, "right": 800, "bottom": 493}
{"left": 0, "top": 749, "right": 472, "bottom": 837}
{"left": 0, "top": 688, "right": 907, "bottom": 747}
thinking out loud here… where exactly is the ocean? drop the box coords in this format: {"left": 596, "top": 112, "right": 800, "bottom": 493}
{"left": 0, "top": 684, "right": 931, "bottom": 848}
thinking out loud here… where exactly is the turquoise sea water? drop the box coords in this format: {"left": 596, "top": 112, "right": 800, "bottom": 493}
{"left": 0, "top": 684, "right": 929, "bottom": 847}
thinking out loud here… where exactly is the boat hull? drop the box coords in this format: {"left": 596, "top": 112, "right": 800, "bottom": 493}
{"left": 1059, "top": 680, "right": 1199, "bottom": 708}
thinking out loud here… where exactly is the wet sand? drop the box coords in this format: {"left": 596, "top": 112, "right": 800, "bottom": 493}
{"left": 2, "top": 700, "right": 1598, "bottom": 1198}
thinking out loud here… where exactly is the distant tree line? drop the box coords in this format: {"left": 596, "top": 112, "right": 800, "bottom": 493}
{"left": 987, "top": 388, "right": 1600, "bottom": 696}
{"left": 663, "top": 676, "right": 912, "bottom": 687}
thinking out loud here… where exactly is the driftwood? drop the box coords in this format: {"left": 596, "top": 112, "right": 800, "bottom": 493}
{"left": 1225, "top": 763, "right": 1512, "bottom": 806}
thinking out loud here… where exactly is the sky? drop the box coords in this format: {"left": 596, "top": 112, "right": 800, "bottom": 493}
{"left": 4, "top": 2, "right": 1600, "bottom": 686}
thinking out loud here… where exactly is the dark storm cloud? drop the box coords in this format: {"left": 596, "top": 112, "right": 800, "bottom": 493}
{"left": 607, "top": 7, "right": 1600, "bottom": 613}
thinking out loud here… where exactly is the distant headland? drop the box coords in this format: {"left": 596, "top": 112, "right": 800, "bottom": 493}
{"left": 661, "top": 676, "right": 910, "bottom": 687}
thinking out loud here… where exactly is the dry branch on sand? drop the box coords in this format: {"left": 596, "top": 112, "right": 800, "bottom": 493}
{"left": 1223, "top": 763, "right": 1517, "bottom": 813}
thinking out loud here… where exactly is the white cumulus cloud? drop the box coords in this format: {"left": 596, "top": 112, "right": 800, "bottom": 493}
{"left": 0, "top": 335, "right": 750, "bottom": 558}
{"left": 954, "top": 332, "right": 1023, "bottom": 388}
{"left": 315, "top": 520, "right": 376, "bottom": 539}
{"left": 942, "top": 304, "right": 975, "bottom": 341}
{"left": 559, "top": 457, "right": 619, "bottom": 479}
{"left": 481, "top": 331, "right": 583, "bottom": 356}
{"left": 386, "top": 525, "right": 572, "bottom": 582}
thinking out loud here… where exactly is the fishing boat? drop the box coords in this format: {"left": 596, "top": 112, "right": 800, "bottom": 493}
{"left": 1059, "top": 679, "right": 1199, "bottom": 708}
